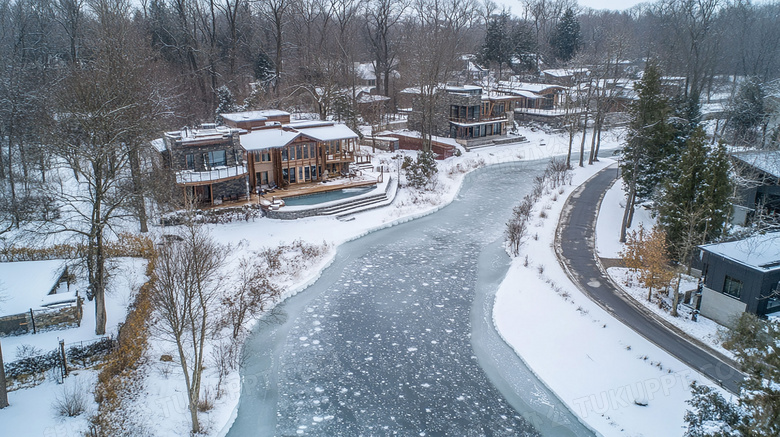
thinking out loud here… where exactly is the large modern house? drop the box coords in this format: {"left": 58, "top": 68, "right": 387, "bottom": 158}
{"left": 154, "top": 111, "right": 361, "bottom": 206}
{"left": 698, "top": 233, "right": 780, "bottom": 325}
{"left": 242, "top": 120, "right": 360, "bottom": 189}
{"left": 159, "top": 124, "right": 249, "bottom": 205}
{"left": 407, "top": 85, "right": 511, "bottom": 146}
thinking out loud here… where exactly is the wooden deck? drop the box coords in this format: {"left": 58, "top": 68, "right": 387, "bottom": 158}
{"left": 202, "top": 176, "right": 380, "bottom": 210}
{"left": 258, "top": 177, "right": 379, "bottom": 200}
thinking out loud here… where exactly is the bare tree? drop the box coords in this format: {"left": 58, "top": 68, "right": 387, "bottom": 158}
{"left": 50, "top": 0, "right": 169, "bottom": 334}
{"left": 221, "top": 254, "right": 280, "bottom": 340}
{"left": 149, "top": 224, "right": 226, "bottom": 434}
{"left": 0, "top": 338, "right": 8, "bottom": 409}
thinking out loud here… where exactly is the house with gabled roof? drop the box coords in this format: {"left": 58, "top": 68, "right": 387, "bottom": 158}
{"left": 239, "top": 119, "right": 360, "bottom": 190}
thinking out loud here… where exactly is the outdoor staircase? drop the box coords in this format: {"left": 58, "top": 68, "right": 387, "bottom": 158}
{"left": 320, "top": 192, "right": 388, "bottom": 216}
{"left": 334, "top": 177, "right": 399, "bottom": 220}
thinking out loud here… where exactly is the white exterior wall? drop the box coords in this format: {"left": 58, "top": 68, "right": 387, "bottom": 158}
{"left": 700, "top": 287, "right": 746, "bottom": 327}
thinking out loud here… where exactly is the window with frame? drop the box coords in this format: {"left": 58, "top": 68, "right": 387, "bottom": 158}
{"left": 723, "top": 276, "right": 743, "bottom": 299}
{"left": 208, "top": 150, "right": 226, "bottom": 167}
{"left": 262, "top": 152, "right": 271, "bottom": 162}
{"left": 186, "top": 154, "right": 195, "bottom": 170}
{"left": 281, "top": 148, "right": 288, "bottom": 161}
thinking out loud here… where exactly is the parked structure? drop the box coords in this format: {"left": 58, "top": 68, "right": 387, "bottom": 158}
{"left": 698, "top": 233, "right": 780, "bottom": 325}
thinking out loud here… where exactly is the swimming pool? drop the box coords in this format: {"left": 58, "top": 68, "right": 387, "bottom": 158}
{"left": 283, "top": 185, "right": 377, "bottom": 206}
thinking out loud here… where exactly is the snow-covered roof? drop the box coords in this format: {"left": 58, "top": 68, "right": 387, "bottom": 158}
{"left": 221, "top": 110, "right": 290, "bottom": 122}
{"left": 0, "top": 260, "right": 70, "bottom": 316}
{"left": 732, "top": 150, "right": 780, "bottom": 178}
{"left": 241, "top": 128, "right": 301, "bottom": 151}
{"left": 296, "top": 124, "right": 359, "bottom": 142}
{"left": 357, "top": 94, "right": 391, "bottom": 104}
{"left": 700, "top": 233, "right": 780, "bottom": 271}
{"left": 355, "top": 62, "right": 376, "bottom": 81}
{"left": 151, "top": 138, "right": 166, "bottom": 153}
{"left": 445, "top": 84, "right": 482, "bottom": 93}
{"left": 542, "top": 68, "right": 589, "bottom": 77}
{"left": 496, "top": 81, "right": 565, "bottom": 94}
{"left": 285, "top": 120, "right": 333, "bottom": 129}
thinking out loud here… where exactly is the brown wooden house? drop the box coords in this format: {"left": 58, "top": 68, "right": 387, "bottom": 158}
{"left": 241, "top": 121, "right": 360, "bottom": 190}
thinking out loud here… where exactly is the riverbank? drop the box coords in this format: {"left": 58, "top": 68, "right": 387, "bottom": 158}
{"left": 493, "top": 163, "right": 725, "bottom": 436}
{"left": 0, "top": 126, "right": 624, "bottom": 437}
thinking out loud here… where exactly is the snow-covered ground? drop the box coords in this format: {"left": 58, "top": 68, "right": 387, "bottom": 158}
{"left": 493, "top": 162, "right": 725, "bottom": 437}
{"left": 2, "top": 125, "right": 713, "bottom": 437}
{"left": 0, "top": 257, "right": 147, "bottom": 434}
{"left": 595, "top": 178, "right": 733, "bottom": 358}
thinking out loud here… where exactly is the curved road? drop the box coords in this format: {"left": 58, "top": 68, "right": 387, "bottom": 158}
{"left": 555, "top": 165, "right": 744, "bottom": 394}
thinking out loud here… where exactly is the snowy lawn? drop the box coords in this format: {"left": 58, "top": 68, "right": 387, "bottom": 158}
{"left": 0, "top": 258, "right": 147, "bottom": 435}
{"left": 595, "top": 178, "right": 733, "bottom": 358}
{"left": 607, "top": 267, "right": 732, "bottom": 359}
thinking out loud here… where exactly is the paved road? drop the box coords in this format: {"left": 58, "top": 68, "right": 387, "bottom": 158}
{"left": 555, "top": 165, "right": 744, "bottom": 394}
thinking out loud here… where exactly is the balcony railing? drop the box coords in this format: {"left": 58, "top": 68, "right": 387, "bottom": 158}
{"left": 176, "top": 165, "right": 247, "bottom": 184}
{"left": 448, "top": 115, "right": 508, "bottom": 124}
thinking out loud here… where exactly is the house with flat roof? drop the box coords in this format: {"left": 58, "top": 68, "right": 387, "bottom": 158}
{"left": 220, "top": 110, "right": 292, "bottom": 130}
{"left": 160, "top": 124, "right": 249, "bottom": 205}
{"left": 698, "top": 233, "right": 780, "bottom": 325}
{"left": 731, "top": 150, "right": 780, "bottom": 221}
{"left": 407, "top": 85, "right": 510, "bottom": 146}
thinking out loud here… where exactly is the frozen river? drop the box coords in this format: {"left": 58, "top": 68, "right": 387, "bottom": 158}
{"left": 227, "top": 160, "right": 596, "bottom": 436}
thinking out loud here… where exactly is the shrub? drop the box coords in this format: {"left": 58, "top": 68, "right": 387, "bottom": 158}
{"left": 53, "top": 379, "right": 89, "bottom": 417}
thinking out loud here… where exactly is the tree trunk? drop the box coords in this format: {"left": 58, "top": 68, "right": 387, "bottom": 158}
{"left": 0, "top": 339, "right": 9, "bottom": 409}
{"left": 588, "top": 110, "right": 599, "bottom": 164}
{"left": 579, "top": 111, "right": 589, "bottom": 167}
{"left": 94, "top": 224, "right": 107, "bottom": 336}
{"left": 671, "top": 272, "right": 681, "bottom": 317}
{"left": 129, "top": 147, "right": 148, "bottom": 233}
{"left": 620, "top": 186, "right": 635, "bottom": 243}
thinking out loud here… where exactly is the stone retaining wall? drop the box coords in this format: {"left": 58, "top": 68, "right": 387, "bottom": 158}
{"left": 0, "top": 298, "right": 83, "bottom": 336}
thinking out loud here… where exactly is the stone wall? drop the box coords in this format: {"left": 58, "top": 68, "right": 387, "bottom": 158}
{"left": 212, "top": 177, "right": 249, "bottom": 202}
{"left": 0, "top": 299, "right": 83, "bottom": 336}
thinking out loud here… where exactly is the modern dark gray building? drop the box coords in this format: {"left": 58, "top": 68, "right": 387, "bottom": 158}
{"left": 698, "top": 233, "right": 780, "bottom": 325}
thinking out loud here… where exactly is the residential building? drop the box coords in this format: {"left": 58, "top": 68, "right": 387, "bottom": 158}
{"left": 698, "top": 234, "right": 780, "bottom": 325}
{"left": 221, "top": 110, "right": 292, "bottom": 130}
{"left": 731, "top": 150, "right": 780, "bottom": 221}
{"left": 241, "top": 120, "right": 360, "bottom": 190}
{"left": 408, "top": 85, "right": 510, "bottom": 146}
{"left": 160, "top": 124, "right": 249, "bottom": 205}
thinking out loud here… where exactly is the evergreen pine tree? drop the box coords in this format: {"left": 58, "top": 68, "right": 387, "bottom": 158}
{"left": 215, "top": 85, "right": 238, "bottom": 122}
{"left": 621, "top": 62, "right": 673, "bottom": 201}
{"left": 550, "top": 8, "right": 581, "bottom": 62}
{"left": 480, "top": 13, "right": 513, "bottom": 79}
{"left": 657, "top": 126, "right": 709, "bottom": 262}
{"left": 255, "top": 50, "right": 275, "bottom": 83}
{"left": 729, "top": 77, "right": 766, "bottom": 144}
{"left": 701, "top": 142, "right": 733, "bottom": 241}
